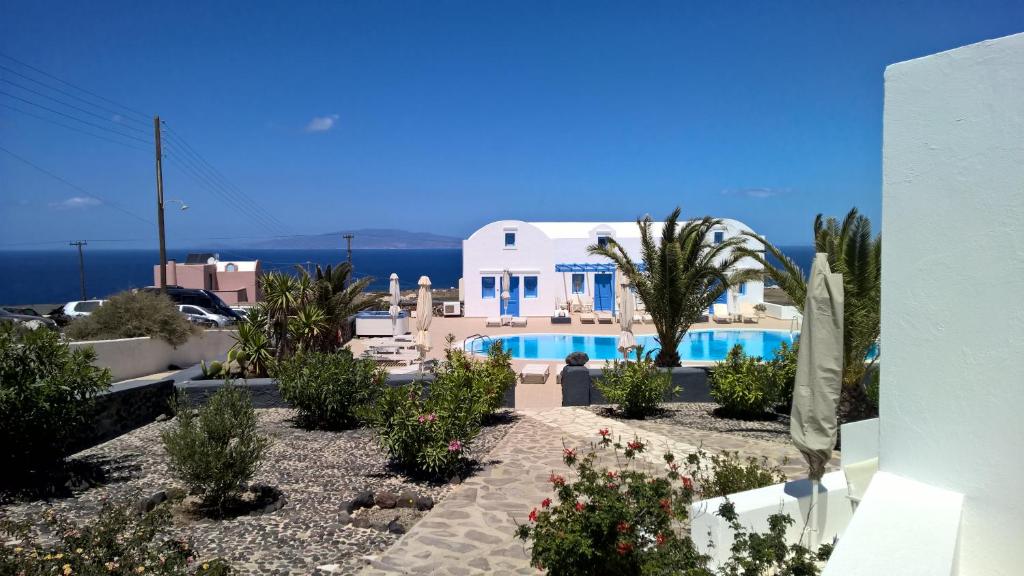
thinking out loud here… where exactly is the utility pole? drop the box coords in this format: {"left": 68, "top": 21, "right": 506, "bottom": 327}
{"left": 154, "top": 115, "right": 167, "bottom": 292}
{"left": 343, "top": 233, "right": 354, "bottom": 288}
{"left": 70, "top": 241, "right": 87, "bottom": 300}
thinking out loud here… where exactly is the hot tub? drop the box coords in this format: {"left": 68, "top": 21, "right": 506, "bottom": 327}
{"left": 355, "top": 310, "right": 409, "bottom": 337}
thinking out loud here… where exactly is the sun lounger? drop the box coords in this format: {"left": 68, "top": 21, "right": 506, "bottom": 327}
{"left": 520, "top": 363, "right": 550, "bottom": 384}
{"left": 739, "top": 302, "right": 760, "bottom": 324}
{"left": 509, "top": 316, "right": 527, "bottom": 327}
{"left": 712, "top": 303, "right": 732, "bottom": 324}
{"left": 579, "top": 312, "right": 596, "bottom": 323}
{"left": 596, "top": 311, "right": 613, "bottom": 324}
{"left": 486, "top": 316, "right": 502, "bottom": 327}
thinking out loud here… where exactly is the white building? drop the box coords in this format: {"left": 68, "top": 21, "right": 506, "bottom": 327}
{"left": 462, "top": 219, "right": 765, "bottom": 318}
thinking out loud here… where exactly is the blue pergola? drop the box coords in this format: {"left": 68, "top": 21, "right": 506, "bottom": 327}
{"left": 554, "top": 263, "right": 646, "bottom": 272}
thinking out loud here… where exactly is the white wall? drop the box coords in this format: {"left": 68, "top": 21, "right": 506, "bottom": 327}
{"left": 880, "top": 32, "right": 1024, "bottom": 575}
{"left": 69, "top": 330, "right": 237, "bottom": 382}
{"left": 462, "top": 219, "right": 764, "bottom": 317}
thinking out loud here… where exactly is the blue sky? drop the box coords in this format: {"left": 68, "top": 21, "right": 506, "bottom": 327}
{"left": 1, "top": 1, "right": 1021, "bottom": 248}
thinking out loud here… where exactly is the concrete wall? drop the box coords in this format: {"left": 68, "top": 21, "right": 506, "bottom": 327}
{"left": 463, "top": 220, "right": 764, "bottom": 318}
{"left": 880, "top": 32, "right": 1024, "bottom": 574}
{"left": 69, "top": 330, "right": 237, "bottom": 382}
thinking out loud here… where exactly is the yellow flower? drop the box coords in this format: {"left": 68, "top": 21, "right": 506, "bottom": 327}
{"left": 136, "top": 567, "right": 145, "bottom": 574}
{"left": 75, "top": 548, "right": 83, "bottom": 554}
{"left": 63, "top": 564, "right": 73, "bottom": 575}
{"left": 55, "top": 553, "right": 64, "bottom": 559}
{"left": 202, "top": 563, "right": 209, "bottom": 570}
{"left": 12, "top": 547, "right": 21, "bottom": 553}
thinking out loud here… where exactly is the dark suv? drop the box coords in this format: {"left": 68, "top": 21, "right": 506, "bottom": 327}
{"left": 141, "top": 286, "right": 243, "bottom": 321}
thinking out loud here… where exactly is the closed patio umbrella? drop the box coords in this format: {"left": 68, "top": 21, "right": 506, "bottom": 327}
{"left": 388, "top": 273, "right": 401, "bottom": 337}
{"left": 790, "top": 253, "right": 844, "bottom": 547}
{"left": 414, "top": 276, "right": 433, "bottom": 375}
{"left": 500, "top": 269, "right": 511, "bottom": 320}
{"left": 617, "top": 276, "right": 636, "bottom": 359}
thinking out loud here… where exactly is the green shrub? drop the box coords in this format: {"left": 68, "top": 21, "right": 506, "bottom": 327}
{"left": 516, "top": 432, "right": 710, "bottom": 575}
{"left": 769, "top": 340, "right": 799, "bottom": 410}
{"left": 0, "top": 324, "right": 110, "bottom": 483}
{"left": 594, "top": 350, "right": 675, "bottom": 418}
{"left": 162, "top": 384, "right": 271, "bottom": 512}
{"left": 685, "top": 449, "right": 786, "bottom": 499}
{"left": 461, "top": 341, "right": 515, "bottom": 416}
{"left": 709, "top": 345, "right": 784, "bottom": 417}
{"left": 717, "top": 500, "right": 833, "bottom": 576}
{"left": 0, "top": 497, "right": 232, "bottom": 575}
{"left": 865, "top": 365, "right": 880, "bottom": 409}
{"left": 67, "top": 291, "right": 194, "bottom": 346}
{"left": 275, "top": 349, "right": 387, "bottom": 429}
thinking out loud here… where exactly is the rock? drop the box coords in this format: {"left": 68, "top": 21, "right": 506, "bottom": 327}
{"left": 165, "top": 487, "right": 187, "bottom": 501}
{"left": 374, "top": 491, "right": 398, "bottom": 509}
{"left": 396, "top": 490, "right": 418, "bottom": 508}
{"left": 387, "top": 518, "right": 406, "bottom": 534}
{"left": 351, "top": 490, "right": 375, "bottom": 511}
{"left": 134, "top": 490, "right": 168, "bottom": 515}
{"left": 565, "top": 351, "right": 590, "bottom": 366}
{"left": 352, "top": 516, "right": 372, "bottom": 529}
{"left": 316, "top": 563, "right": 342, "bottom": 573}
{"left": 448, "top": 474, "right": 462, "bottom": 486}
{"left": 336, "top": 511, "right": 352, "bottom": 525}
{"left": 155, "top": 413, "right": 170, "bottom": 422}
{"left": 414, "top": 495, "right": 434, "bottom": 511}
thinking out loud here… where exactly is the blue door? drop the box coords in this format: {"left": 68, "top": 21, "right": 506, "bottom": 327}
{"left": 710, "top": 289, "right": 728, "bottom": 314}
{"left": 501, "top": 276, "right": 520, "bottom": 316}
{"left": 594, "top": 274, "right": 613, "bottom": 311}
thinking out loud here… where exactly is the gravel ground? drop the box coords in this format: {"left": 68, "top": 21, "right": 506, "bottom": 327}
{"left": 587, "top": 402, "right": 791, "bottom": 444}
{"left": 1, "top": 408, "right": 517, "bottom": 576}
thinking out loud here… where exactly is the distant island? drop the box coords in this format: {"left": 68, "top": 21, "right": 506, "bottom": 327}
{"left": 235, "top": 228, "right": 462, "bottom": 250}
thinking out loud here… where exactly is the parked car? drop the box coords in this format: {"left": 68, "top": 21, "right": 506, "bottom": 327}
{"left": 0, "top": 307, "right": 58, "bottom": 330}
{"left": 177, "top": 304, "right": 234, "bottom": 327}
{"left": 61, "top": 299, "right": 106, "bottom": 318}
{"left": 142, "top": 287, "right": 243, "bottom": 321}
{"left": 184, "top": 314, "right": 219, "bottom": 328}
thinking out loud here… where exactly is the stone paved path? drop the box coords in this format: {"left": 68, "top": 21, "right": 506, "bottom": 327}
{"left": 361, "top": 408, "right": 840, "bottom": 575}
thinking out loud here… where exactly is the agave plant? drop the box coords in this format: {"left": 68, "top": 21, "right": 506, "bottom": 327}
{"left": 588, "top": 207, "right": 757, "bottom": 367}
{"left": 288, "top": 304, "right": 328, "bottom": 352}
{"left": 231, "top": 317, "right": 273, "bottom": 377}
{"left": 736, "top": 208, "right": 881, "bottom": 420}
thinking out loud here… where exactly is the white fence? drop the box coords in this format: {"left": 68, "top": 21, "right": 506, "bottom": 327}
{"left": 763, "top": 302, "right": 801, "bottom": 321}
{"left": 69, "top": 330, "right": 237, "bottom": 382}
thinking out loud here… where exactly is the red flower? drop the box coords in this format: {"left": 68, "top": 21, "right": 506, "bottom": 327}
{"left": 549, "top": 474, "right": 566, "bottom": 487}
{"left": 659, "top": 498, "right": 671, "bottom": 511}
{"left": 574, "top": 501, "right": 585, "bottom": 512}
{"left": 616, "top": 521, "right": 630, "bottom": 533}
{"left": 563, "top": 448, "right": 576, "bottom": 458}
{"left": 682, "top": 476, "right": 694, "bottom": 490}
{"left": 598, "top": 428, "right": 610, "bottom": 437}
{"left": 528, "top": 508, "right": 538, "bottom": 522}
{"left": 627, "top": 440, "right": 643, "bottom": 451}
{"left": 541, "top": 498, "right": 552, "bottom": 508}
{"left": 616, "top": 541, "right": 634, "bottom": 556}
{"left": 656, "top": 533, "right": 667, "bottom": 546}
{"left": 606, "top": 470, "right": 618, "bottom": 479}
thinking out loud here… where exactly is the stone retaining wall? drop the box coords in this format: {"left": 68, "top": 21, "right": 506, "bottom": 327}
{"left": 559, "top": 365, "right": 712, "bottom": 406}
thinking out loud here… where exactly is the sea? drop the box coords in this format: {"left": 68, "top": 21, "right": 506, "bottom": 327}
{"left": 0, "top": 246, "right": 815, "bottom": 306}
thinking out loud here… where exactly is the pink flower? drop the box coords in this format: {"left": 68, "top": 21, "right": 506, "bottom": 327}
{"left": 574, "top": 501, "right": 585, "bottom": 512}
{"left": 549, "top": 474, "right": 566, "bottom": 487}
{"left": 418, "top": 415, "right": 426, "bottom": 423}
{"left": 428, "top": 413, "right": 437, "bottom": 422}
{"left": 448, "top": 439, "right": 463, "bottom": 452}
{"left": 541, "top": 498, "right": 552, "bottom": 508}
{"left": 656, "top": 533, "right": 667, "bottom": 546}
{"left": 627, "top": 440, "right": 643, "bottom": 451}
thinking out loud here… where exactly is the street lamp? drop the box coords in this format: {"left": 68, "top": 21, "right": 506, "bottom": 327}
{"left": 168, "top": 199, "right": 188, "bottom": 211}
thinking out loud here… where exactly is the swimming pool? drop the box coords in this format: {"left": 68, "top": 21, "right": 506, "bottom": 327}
{"left": 467, "top": 330, "right": 797, "bottom": 362}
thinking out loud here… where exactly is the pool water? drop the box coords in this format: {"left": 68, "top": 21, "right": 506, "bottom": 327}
{"left": 468, "top": 330, "right": 797, "bottom": 362}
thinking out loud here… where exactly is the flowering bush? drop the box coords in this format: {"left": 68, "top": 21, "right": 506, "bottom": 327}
{"left": 275, "top": 349, "right": 387, "bottom": 429}
{"left": 162, "top": 384, "right": 271, "bottom": 513}
{"left": 515, "top": 430, "right": 711, "bottom": 575}
{"left": 0, "top": 496, "right": 231, "bottom": 575}
{"left": 0, "top": 324, "right": 110, "bottom": 489}
{"left": 594, "top": 351, "right": 675, "bottom": 418}
{"left": 364, "top": 343, "right": 513, "bottom": 478}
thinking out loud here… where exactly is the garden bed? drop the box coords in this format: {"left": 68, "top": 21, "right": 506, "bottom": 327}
{"left": 1, "top": 408, "right": 517, "bottom": 575}
{"left": 586, "top": 402, "right": 791, "bottom": 444}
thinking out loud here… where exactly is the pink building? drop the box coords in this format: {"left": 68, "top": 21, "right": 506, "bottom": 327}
{"left": 153, "top": 253, "right": 262, "bottom": 305}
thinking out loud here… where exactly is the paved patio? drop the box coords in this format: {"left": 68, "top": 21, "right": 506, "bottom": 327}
{"left": 359, "top": 407, "right": 837, "bottom": 575}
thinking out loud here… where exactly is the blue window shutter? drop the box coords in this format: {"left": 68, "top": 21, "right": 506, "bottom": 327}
{"left": 524, "top": 276, "right": 538, "bottom": 297}
{"left": 739, "top": 282, "right": 746, "bottom": 295}
{"left": 482, "top": 277, "right": 495, "bottom": 298}
{"left": 504, "top": 232, "right": 516, "bottom": 247}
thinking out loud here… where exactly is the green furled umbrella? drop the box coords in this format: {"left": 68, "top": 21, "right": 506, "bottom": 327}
{"left": 790, "top": 253, "right": 844, "bottom": 546}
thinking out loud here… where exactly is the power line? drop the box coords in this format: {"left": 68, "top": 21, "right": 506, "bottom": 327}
{"left": 161, "top": 126, "right": 292, "bottom": 234}
{"left": 0, "top": 52, "right": 152, "bottom": 121}
{"left": 0, "top": 89, "right": 152, "bottom": 144}
{"left": 0, "top": 144, "right": 154, "bottom": 225}
{"left": 0, "top": 102, "right": 152, "bottom": 153}
{"left": 0, "top": 76, "right": 151, "bottom": 135}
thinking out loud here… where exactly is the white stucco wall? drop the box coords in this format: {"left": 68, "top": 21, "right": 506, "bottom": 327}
{"left": 462, "top": 219, "right": 764, "bottom": 318}
{"left": 69, "top": 330, "right": 237, "bottom": 382}
{"left": 880, "top": 32, "right": 1024, "bottom": 575}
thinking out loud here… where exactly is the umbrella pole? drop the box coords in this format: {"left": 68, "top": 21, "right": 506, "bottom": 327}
{"left": 808, "top": 478, "right": 820, "bottom": 549}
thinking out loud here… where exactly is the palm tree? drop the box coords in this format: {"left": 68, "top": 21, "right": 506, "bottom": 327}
{"left": 588, "top": 208, "right": 757, "bottom": 367}
{"left": 736, "top": 208, "right": 881, "bottom": 420}
{"left": 261, "top": 273, "right": 302, "bottom": 360}
{"left": 299, "top": 262, "right": 376, "bottom": 351}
